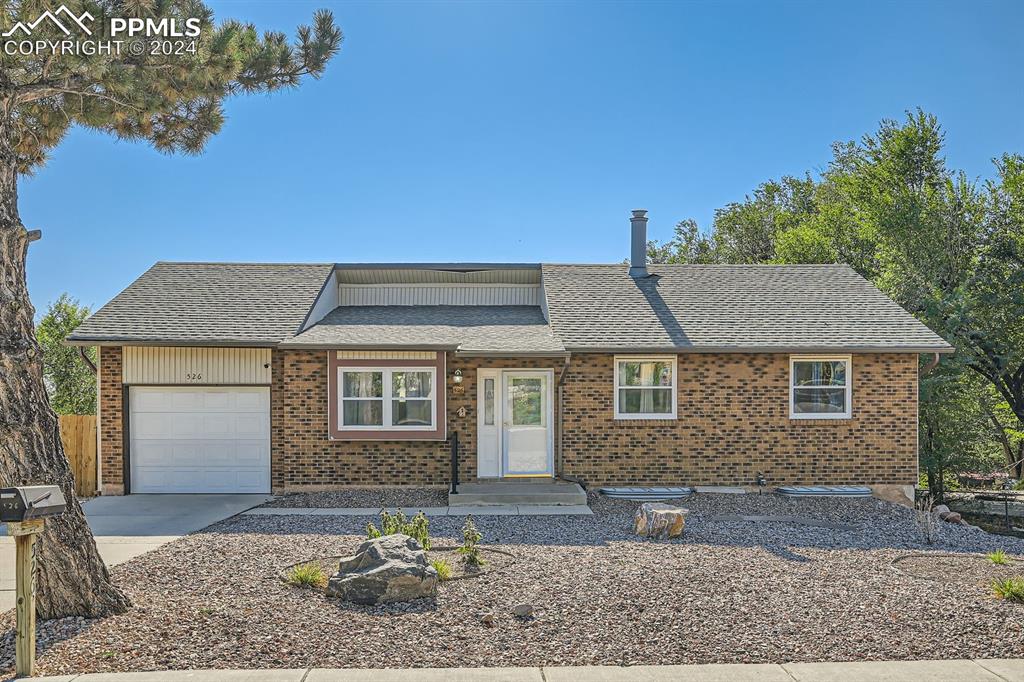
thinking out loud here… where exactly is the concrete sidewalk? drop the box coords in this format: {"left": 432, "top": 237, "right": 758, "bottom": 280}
{"left": 245, "top": 504, "right": 593, "bottom": 517}
{"left": 28, "top": 659, "right": 1024, "bottom": 681}
{"left": 0, "top": 494, "right": 271, "bottom": 612}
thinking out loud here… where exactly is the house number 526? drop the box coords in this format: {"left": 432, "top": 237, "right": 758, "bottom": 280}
{"left": 185, "top": 373, "right": 203, "bottom": 381}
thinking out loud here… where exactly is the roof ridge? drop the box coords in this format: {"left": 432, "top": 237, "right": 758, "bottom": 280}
{"left": 154, "top": 261, "right": 334, "bottom": 267}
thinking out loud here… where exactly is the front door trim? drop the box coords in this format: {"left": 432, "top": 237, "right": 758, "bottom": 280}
{"left": 476, "top": 368, "right": 554, "bottom": 478}
{"left": 499, "top": 369, "right": 554, "bottom": 478}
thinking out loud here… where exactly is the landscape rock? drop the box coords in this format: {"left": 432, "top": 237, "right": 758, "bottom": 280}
{"left": 633, "top": 503, "right": 688, "bottom": 539}
{"left": 325, "top": 533, "right": 438, "bottom": 605}
{"left": 942, "top": 512, "right": 963, "bottom": 524}
{"left": 512, "top": 603, "right": 534, "bottom": 618}
{"left": 933, "top": 504, "right": 951, "bottom": 516}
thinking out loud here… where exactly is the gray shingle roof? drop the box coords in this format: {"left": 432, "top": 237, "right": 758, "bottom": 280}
{"left": 541, "top": 263, "right": 953, "bottom": 352}
{"left": 68, "top": 262, "right": 334, "bottom": 346}
{"left": 69, "top": 261, "right": 951, "bottom": 353}
{"left": 284, "top": 305, "right": 565, "bottom": 354}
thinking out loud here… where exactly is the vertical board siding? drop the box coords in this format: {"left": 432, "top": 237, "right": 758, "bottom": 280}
{"left": 336, "top": 351, "right": 437, "bottom": 360}
{"left": 123, "top": 347, "right": 272, "bottom": 384}
{"left": 58, "top": 414, "right": 97, "bottom": 497}
{"left": 338, "top": 285, "right": 541, "bottom": 306}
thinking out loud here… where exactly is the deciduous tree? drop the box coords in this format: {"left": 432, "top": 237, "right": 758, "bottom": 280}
{"left": 37, "top": 294, "right": 96, "bottom": 415}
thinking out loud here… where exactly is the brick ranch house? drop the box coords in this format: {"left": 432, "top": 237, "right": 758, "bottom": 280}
{"left": 68, "top": 212, "right": 952, "bottom": 503}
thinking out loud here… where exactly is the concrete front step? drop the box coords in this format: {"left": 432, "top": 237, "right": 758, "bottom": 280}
{"left": 448, "top": 480, "right": 587, "bottom": 506}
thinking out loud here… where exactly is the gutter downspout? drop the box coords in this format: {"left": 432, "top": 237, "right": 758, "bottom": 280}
{"left": 920, "top": 352, "right": 940, "bottom": 375}
{"left": 79, "top": 346, "right": 97, "bottom": 374}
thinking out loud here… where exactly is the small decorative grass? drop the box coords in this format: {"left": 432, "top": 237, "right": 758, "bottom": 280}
{"left": 991, "top": 576, "right": 1024, "bottom": 603}
{"left": 286, "top": 561, "right": 327, "bottom": 588}
{"left": 430, "top": 558, "right": 453, "bottom": 581}
{"left": 987, "top": 549, "right": 1010, "bottom": 566}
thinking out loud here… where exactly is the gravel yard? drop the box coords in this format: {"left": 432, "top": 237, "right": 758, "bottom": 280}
{"left": 262, "top": 488, "right": 449, "bottom": 509}
{"left": 4, "top": 492, "right": 1024, "bottom": 675}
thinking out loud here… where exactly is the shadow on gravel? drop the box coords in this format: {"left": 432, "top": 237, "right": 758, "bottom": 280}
{"left": 0, "top": 613, "right": 102, "bottom": 674}
{"left": 326, "top": 597, "right": 439, "bottom": 616}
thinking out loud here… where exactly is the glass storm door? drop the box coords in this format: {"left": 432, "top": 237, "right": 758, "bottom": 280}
{"left": 501, "top": 371, "right": 553, "bottom": 477}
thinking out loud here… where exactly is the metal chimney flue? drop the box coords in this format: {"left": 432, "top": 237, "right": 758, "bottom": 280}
{"left": 629, "top": 209, "right": 648, "bottom": 278}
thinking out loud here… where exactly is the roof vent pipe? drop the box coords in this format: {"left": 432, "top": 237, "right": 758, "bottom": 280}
{"left": 629, "top": 209, "right": 648, "bottom": 278}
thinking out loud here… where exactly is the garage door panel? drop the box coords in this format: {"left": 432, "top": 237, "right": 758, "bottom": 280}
{"left": 131, "top": 440, "right": 174, "bottom": 467}
{"left": 199, "top": 414, "right": 233, "bottom": 437}
{"left": 170, "top": 391, "right": 206, "bottom": 410}
{"left": 133, "top": 390, "right": 170, "bottom": 411}
{"left": 202, "top": 391, "right": 231, "bottom": 409}
{"left": 132, "top": 413, "right": 172, "bottom": 439}
{"left": 232, "top": 440, "right": 269, "bottom": 466}
{"left": 234, "top": 414, "right": 265, "bottom": 438}
{"left": 234, "top": 391, "right": 265, "bottom": 410}
{"left": 130, "top": 387, "right": 270, "bottom": 494}
{"left": 233, "top": 469, "right": 267, "bottom": 492}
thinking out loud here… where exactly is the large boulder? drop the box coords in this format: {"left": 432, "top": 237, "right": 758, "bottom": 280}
{"left": 326, "top": 533, "right": 438, "bottom": 605}
{"left": 634, "top": 503, "right": 688, "bottom": 539}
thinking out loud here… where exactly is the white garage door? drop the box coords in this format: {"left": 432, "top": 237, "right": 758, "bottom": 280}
{"left": 129, "top": 387, "right": 270, "bottom": 493}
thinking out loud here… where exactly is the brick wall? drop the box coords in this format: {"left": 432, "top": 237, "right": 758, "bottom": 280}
{"left": 98, "top": 347, "right": 918, "bottom": 493}
{"left": 272, "top": 350, "right": 555, "bottom": 490}
{"left": 560, "top": 353, "right": 918, "bottom": 487}
{"left": 98, "top": 346, "right": 124, "bottom": 494}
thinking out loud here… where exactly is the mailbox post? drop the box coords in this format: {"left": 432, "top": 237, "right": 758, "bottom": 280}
{"left": 2, "top": 485, "right": 67, "bottom": 678}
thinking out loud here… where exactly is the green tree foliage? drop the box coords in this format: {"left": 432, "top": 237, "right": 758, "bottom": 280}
{"left": 938, "top": 154, "right": 1024, "bottom": 473}
{"left": 2, "top": 0, "right": 343, "bottom": 172}
{"left": 647, "top": 218, "right": 716, "bottom": 264}
{"left": 37, "top": 294, "right": 96, "bottom": 415}
{"left": 919, "top": 364, "right": 1001, "bottom": 498}
{"left": 649, "top": 109, "right": 1022, "bottom": 492}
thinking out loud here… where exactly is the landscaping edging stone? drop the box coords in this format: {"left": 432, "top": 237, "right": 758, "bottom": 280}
{"left": 890, "top": 552, "right": 1024, "bottom": 583}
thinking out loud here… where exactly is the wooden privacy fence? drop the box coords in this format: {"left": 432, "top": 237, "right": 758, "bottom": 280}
{"left": 58, "top": 415, "right": 97, "bottom": 498}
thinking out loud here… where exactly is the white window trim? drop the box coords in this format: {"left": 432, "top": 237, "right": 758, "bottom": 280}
{"left": 338, "top": 366, "right": 437, "bottom": 431}
{"left": 789, "top": 355, "right": 852, "bottom": 420}
{"left": 613, "top": 355, "right": 678, "bottom": 420}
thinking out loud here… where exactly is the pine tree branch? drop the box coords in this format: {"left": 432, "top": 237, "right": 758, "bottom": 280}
{"left": 14, "top": 83, "right": 143, "bottom": 111}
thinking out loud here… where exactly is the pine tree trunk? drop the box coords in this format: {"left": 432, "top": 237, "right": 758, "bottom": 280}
{"left": 0, "top": 116, "right": 131, "bottom": 618}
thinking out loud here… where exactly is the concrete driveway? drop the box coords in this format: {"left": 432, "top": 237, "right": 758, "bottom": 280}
{"left": 0, "top": 494, "right": 271, "bottom": 611}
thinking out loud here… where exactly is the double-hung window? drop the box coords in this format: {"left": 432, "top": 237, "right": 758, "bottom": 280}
{"left": 790, "top": 356, "right": 851, "bottom": 419}
{"left": 339, "top": 367, "right": 436, "bottom": 430}
{"left": 614, "top": 356, "right": 677, "bottom": 420}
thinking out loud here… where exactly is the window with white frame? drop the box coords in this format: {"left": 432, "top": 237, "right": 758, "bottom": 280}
{"left": 339, "top": 367, "right": 436, "bottom": 430}
{"left": 790, "top": 356, "right": 851, "bottom": 419}
{"left": 614, "top": 356, "right": 677, "bottom": 419}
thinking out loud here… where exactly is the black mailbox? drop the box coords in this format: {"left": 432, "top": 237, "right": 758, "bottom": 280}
{"left": 0, "top": 485, "right": 67, "bottom": 523}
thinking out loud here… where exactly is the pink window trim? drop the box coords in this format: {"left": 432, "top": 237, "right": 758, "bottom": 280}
{"left": 327, "top": 353, "right": 448, "bottom": 441}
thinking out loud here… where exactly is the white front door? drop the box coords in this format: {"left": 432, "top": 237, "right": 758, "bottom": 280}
{"left": 129, "top": 386, "right": 271, "bottom": 493}
{"left": 501, "top": 371, "right": 553, "bottom": 477}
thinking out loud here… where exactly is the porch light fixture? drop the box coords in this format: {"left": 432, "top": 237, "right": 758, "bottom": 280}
{"left": 453, "top": 369, "right": 463, "bottom": 385}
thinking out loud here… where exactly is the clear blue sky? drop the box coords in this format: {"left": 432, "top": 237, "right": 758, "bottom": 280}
{"left": 21, "top": 0, "right": 1024, "bottom": 313}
